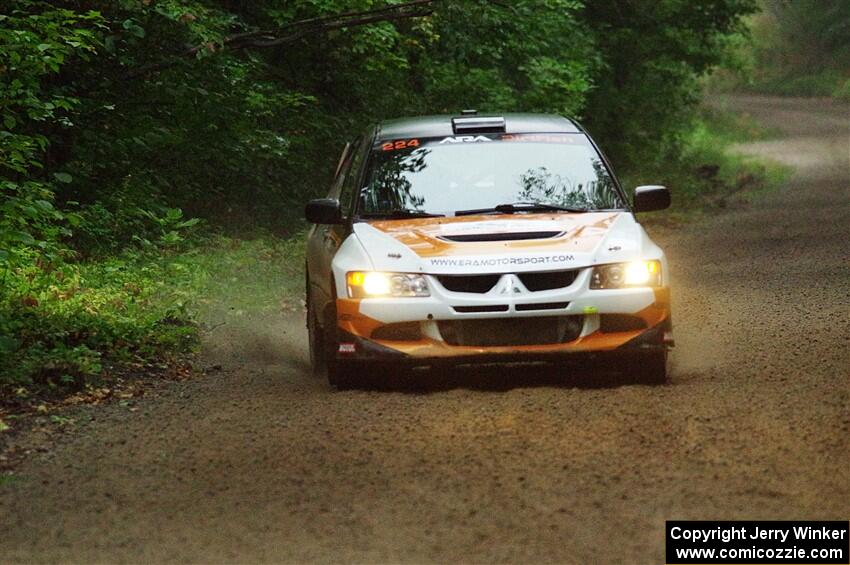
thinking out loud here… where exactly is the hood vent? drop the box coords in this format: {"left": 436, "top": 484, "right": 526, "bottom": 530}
{"left": 439, "top": 231, "right": 563, "bottom": 243}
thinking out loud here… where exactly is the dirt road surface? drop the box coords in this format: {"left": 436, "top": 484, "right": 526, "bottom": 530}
{"left": 1, "top": 96, "right": 848, "bottom": 563}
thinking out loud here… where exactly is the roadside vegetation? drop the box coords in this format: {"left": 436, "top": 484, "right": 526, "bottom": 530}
{"left": 3, "top": 0, "right": 774, "bottom": 406}
{"left": 709, "top": 0, "right": 850, "bottom": 100}
{"left": 625, "top": 105, "right": 790, "bottom": 223}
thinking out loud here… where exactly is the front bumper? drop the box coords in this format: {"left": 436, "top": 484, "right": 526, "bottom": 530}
{"left": 337, "top": 321, "right": 670, "bottom": 367}
{"left": 335, "top": 270, "right": 672, "bottom": 363}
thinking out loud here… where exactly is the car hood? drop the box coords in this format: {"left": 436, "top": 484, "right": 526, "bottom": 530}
{"left": 352, "top": 212, "right": 649, "bottom": 274}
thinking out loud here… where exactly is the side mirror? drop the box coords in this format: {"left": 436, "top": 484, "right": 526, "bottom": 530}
{"left": 633, "top": 185, "right": 671, "bottom": 213}
{"left": 305, "top": 198, "right": 342, "bottom": 224}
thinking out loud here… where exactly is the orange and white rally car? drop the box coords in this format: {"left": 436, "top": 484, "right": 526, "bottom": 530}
{"left": 305, "top": 112, "right": 673, "bottom": 388}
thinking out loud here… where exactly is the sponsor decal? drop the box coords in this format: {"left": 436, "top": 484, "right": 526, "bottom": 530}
{"left": 379, "top": 134, "right": 587, "bottom": 150}
{"left": 438, "top": 135, "right": 493, "bottom": 144}
{"left": 500, "top": 134, "right": 579, "bottom": 144}
{"left": 429, "top": 254, "right": 575, "bottom": 268}
{"left": 338, "top": 342, "right": 356, "bottom": 354}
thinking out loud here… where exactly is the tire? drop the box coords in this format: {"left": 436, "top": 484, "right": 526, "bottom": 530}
{"left": 623, "top": 351, "right": 668, "bottom": 385}
{"left": 319, "top": 302, "right": 363, "bottom": 389}
{"left": 306, "top": 296, "right": 325, "bottom": 378}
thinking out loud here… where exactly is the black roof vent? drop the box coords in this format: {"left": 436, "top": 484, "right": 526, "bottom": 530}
{"left": 451, "top": 116, "right": 506, "bottom": 134}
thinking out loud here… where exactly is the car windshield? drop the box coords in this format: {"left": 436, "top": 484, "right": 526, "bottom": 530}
{"left": 358, "top": 133, "right": 625, "bottom": 217}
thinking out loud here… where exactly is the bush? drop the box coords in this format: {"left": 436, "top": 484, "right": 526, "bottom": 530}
{"left": 0, "top": 249, "right": 200, "bottom": 390}
{"left": 620, "top": 106, "right": 790, "bottom": 213}
{"left": 709, "top": 1, "right": 850, "bottom": 100}
{"left": 833, "top": 79, "right": 850, "bottom": 102}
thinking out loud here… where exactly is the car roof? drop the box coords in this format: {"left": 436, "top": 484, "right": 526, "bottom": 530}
{"left": 375, "top": 113, "right": 581, "bottom": 141}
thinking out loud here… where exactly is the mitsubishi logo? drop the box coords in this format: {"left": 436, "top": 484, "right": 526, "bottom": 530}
{"left": 497, "top": 274, "right": 525, "bottom": 295}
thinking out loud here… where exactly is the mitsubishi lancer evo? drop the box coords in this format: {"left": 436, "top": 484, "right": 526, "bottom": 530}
{"left": 304, "top": 112, "right": 673, "bottom": 388}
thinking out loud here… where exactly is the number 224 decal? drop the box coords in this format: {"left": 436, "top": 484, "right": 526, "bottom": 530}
{"left": 381, "top": 139, "right": 420, "bottom": 151}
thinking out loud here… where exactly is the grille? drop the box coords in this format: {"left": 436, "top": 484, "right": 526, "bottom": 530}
{"left": 438, "top": 316, "right": 583, "bottom": 346}
{"left": 371, "top": 322, "right": 422, "bottom": 341}
{"left": 436, "top": 270, "right": 579, "bottom": 294}
{"left": 453, "top": 305, "right": 509, "bottom": 313}
{"left": 517, "top": 270, "right": 578, "bottom": 291}
{"left": 436, "top": 274, "right": 501, "bottom": 294}
{"left": 515, "top": 302, "right": 570, "bottom": 312}
{"left": 599, "top": 315, "right": 647, "bottom": 333}
{"left": 439, "top": 231, "right": 562, "bottom": 242}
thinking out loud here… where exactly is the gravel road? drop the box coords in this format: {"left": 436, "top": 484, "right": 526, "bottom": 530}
{"left": 1, "top": 95, "right": 848, "bottom": 563}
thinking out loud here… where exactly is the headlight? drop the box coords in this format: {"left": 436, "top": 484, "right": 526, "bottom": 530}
{"left": 590, "top": 260, "right": 661, "bottom": 289}
{"left": 346, "top": 271, "right": 430, "bottom": 298}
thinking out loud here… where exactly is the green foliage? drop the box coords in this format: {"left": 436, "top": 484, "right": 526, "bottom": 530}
{"left": 765, "top": 0, "right": 850, "bottom": 66}
{"left": 622, "top": 106, "right": 791, "bottom": 215}
{"left": 5, "top": 0, "right": 758, "bottom": 230}
{"left": 416, "top": 0, "right": 599, "bottom": 117}
{"left": 0, "top": 250, "right": 200, "bottom": 389}
{"left": 578, "top": 0, "right": 757, "bottom": 171}
{"left": 1, "top": 2, "right": 102, "bottom": 267}
{"left": 833, "top": 79, "right": 850, "bottom": 102}
{"left": 711, "top": 0, "right": 850, "bottom": 98}
{"left": 133, "top": 207, "right": 200, "bottom": 250}
{"left": 184, "top": 234, "right": 307, "bottom": 319}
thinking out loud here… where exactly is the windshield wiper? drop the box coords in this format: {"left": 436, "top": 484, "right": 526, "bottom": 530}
{"left": 360, "top": 209, "right": 445, "bottom": 219}
{"left": 454, "top": 202, "right": 589, "bottom": 216}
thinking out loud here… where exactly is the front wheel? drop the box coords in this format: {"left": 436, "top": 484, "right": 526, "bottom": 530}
{"left": 307, "top": 298, "right": 325, "bottom": 378}
{"left": 307, "top": 296, "right": 357, "bottom": 387}
{"left": 320, "top": 312, "right": 363, "bottom": 390}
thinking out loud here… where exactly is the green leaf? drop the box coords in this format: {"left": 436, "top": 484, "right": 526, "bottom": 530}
{"left": 0, "top": 335, "right": 17, "bottom": 353}
{"left": 122, "top": 19, "right": 145, "bottom": 38}
{"left": 177, "top": 218, "right": 200, "bottom": 228}
{"left": 53, "top": 172, "right": 72, "bottom": 183}
{"left": 9, "top": 231, "right": 36, "bottom": 245}
{"left": 66, "top": 213, "right": 82, "bottom": 227}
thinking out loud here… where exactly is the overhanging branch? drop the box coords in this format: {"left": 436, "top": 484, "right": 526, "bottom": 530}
{"left": 124, "top": 0, "right": 440, "bottom": 79}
